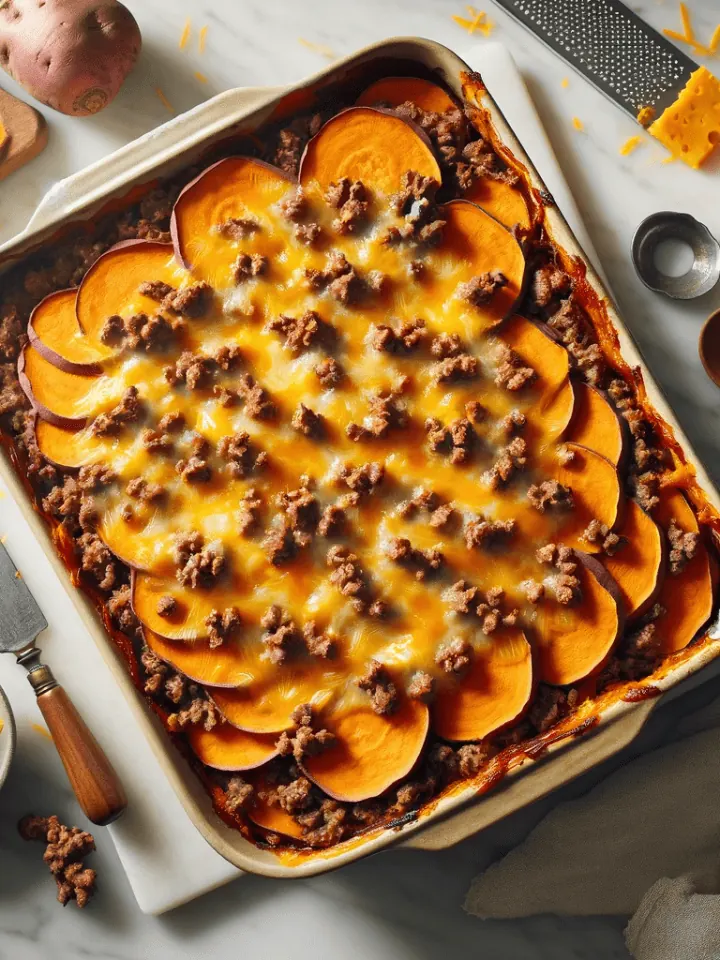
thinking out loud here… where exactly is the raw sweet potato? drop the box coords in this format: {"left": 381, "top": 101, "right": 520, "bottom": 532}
{"left": 0, "top": 0, "right": 141, "bottom": 116}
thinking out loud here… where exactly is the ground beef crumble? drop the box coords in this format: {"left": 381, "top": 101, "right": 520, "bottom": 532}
{"left": 527, "top": 479, "right": 574, "bottom": 513}
{"left": 19, "top": 815, "right": 97, "bottom": 909}
{"left": 667, "top": 518, "right": 700, "bottom": 575}
{"left": 357, "top": 659, "right": 398, "bottom": 715}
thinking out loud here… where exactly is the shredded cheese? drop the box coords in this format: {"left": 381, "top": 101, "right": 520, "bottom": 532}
{"left": 620, "top": 135, "right": 644, "bottom": 156}
{"left": 680, "top": 3, "right": 694, "bottom": 43}
{"left": 637, "top": 105, "right": 656, "bottom": 127}
{"left": 298, "top": 38, "right": 337, "bottom": 60}
{"left": 561, "top": 77, "right": 569, "bottom": 89}
{"left": 710, "top": 24, "right": 720, "bottom": 54}
{"left": 198, "top": 24, "right": 208, "bottom": 54}
{"left": 452, "top": 7, "right": 494, "bottom": 36}
{"left": 649, "top": 66, "right": 720, "bottom": 167}
{"left": 179, "top": 18, "right": 191, "bottom": 51}
{"left": 572, "top": 116, "right": 584, "bottom": 131}
{"left": 31, "top": 723, "right": 52, "bottom": 741}
{"left": 194, "top": 71, "right": 208, "bottom": 84}
{"left": 155, "top": 87, "right": 175, "bottom": 115}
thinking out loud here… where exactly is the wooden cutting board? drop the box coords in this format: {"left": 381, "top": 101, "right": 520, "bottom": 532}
{"left": 0, "top": 87, "right": 47, "bottom": 181}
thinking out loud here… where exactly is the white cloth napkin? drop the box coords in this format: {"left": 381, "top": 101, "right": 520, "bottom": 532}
{"left": 464, "top": 690, "right": 720, "bottom": 959}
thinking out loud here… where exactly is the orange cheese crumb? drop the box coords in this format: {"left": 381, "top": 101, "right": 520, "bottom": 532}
{"left": 298, "top": 38, "right": 337, "bottom": 60}
{"left": 194, "top": 71, "right": 208, "bottom": 84}
{"left": 710, "top": 24, "right": 720, "bottom": 54}
{"left": 452, "top": 7, "right": 494, "bottom": 36}
{"left": 680, "top": 3, "right": 694, "bottom": 42}
{"left": 649, "top": 66, "right": 720, "bottom": 167}
{"left": 662, "top": 28, "right": 710, "bottom": 56}
{"left": 179, "top": 18, "right": 191, "bottom": 51}
{"left": 620, "top": 135, "right": 644, "bottom": 156}
{"left": 15, "top": 570, "right": 21, "bottom": 580}
{"left": 198, "top": 24, "right": 208, "bottom": 54}
{"left": 561, "top": 77, "right": 569, "bottom": 89}
{"left": 31, "top": 723, "right": 52, "bottom": 741}
{"left": 155, "top": 87, "right": 175, "bottom": 115}
{"left": 572, "top": 117, "right": 584, "bottom": 132}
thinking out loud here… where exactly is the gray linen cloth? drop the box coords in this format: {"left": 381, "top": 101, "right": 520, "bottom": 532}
{"left": 465, "top": 690, "right": 720, "bottom": 959}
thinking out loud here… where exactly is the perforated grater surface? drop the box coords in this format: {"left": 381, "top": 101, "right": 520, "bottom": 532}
{"left": 493, "top": 0, "right": 698, "bottom": 118}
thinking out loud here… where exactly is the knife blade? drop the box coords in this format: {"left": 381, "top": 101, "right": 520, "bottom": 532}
{"left": 0, "top": 538, "right": 127, "bottom": 824}
{"left": 0, "top": 539, "right": 47, "bottom": 652}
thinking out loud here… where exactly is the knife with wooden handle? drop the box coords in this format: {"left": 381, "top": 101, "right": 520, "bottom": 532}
{"left": 0, "top": 540, "right": 126, "bottom": 825}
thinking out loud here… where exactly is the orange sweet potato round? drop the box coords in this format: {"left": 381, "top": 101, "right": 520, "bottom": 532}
{"left": 303, "top": 699, "right": 429, "bottom": 803}
{"left": 0, "top": 0, "right": 141, "bottom": 116}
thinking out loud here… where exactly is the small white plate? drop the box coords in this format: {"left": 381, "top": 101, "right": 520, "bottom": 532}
{"left": 0, "top": 684, "right": 16, "bottom": 792}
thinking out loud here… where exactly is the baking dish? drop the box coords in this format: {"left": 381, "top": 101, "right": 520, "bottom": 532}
{"left": 1, "top": 37, "right": 719, "bottom": 876}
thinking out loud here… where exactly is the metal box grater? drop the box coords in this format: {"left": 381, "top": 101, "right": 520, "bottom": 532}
{"left": 493, "top": 0, "right": 698, "bottom": 117}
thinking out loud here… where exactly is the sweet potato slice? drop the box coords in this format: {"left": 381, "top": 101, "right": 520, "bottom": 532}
{"left": 437, "top": 200, "right": 525, "bottom": 328}
{"left": 498, "top": 314, "right": 574, "bottom": 440}
{"left": 170, "top": 157, "right": 293, "bottom": 288}
{"left": 134, "top": 572, "right": 222, "bottom": 641}
{"left": 356, "top": 76, "right": 458, "bottom": 115}
{"left": 144, "top": 628, "right": 257, "bottom": 689}
{"left": 534, "top": 553, "right": 624, "bottom": 685}
{"left": 604, "top": 498, "right": 665, "bottom": 619}
{"left": 187, "top": 723, "right": 277, "bottom": 771}
{"left": 303, "top": 698, "right": 429, "bottom": 803}
{"left": 18, "top": 343, "right": 100, "bottom": 427}
{"left": 553, "top": 443, "right": 622, "bottom": 551}
{"left": 565, "top": 382, "right": 626, "bottom": 467}
{"left": 245, "top": 774, "right": 306, "bottom": 840}
{"left": 299, "top": 106, "right": 441, "bottom": 198}
{"left": 433, "top": 628, "right": 533, "bottom": 742}
{"left": 35, "top": 419, "right": 94, "bottom": 469}
{"left": 464, "top": 177, "right": 531, "bottom": 231}
{"left": 653, "top": 489, "right": 714, "bottom": 654}
{"left": 76, "top": 240, "right": 182, "bottom": 349}
{"left": 211, "top": 668, "right": 335, "bottom": 734}
{"left": 27, "top": 289, "right": 103, "bottom": 373}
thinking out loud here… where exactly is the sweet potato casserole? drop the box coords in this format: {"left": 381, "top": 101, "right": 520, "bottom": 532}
{"left": 1, "top": 70, "right": 718, "bottom": 852}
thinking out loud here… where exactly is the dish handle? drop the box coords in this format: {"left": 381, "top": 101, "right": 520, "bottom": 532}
{"left": 16, "top": 85, "right": 288, "bottom": 240}
{"left": 402, "top": 697, "right": 658, "bottom": 852}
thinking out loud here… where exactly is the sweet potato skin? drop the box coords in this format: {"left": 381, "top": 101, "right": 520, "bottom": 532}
{"left": 0, "top": 0, "right": 141, "bottom": 116}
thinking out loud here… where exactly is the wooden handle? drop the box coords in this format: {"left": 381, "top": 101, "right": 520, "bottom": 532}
{"left": 36, "top": 685, "right": 127, "bottom": 825}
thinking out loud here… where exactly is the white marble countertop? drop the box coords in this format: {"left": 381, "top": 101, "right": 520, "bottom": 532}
{"left": 1, "top": 0, "right": 719, "bottom": 957}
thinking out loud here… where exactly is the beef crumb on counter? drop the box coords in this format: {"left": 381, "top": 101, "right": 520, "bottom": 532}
{"left": 19, "top": 815, "right": 97, "bottom": 909}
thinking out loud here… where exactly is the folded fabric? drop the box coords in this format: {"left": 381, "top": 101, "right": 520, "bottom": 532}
{"left": 626, "top": 877, "right": 720, "bottom": 960}
{"left": 464, "top": 691, "right": 720, "bottom": 958}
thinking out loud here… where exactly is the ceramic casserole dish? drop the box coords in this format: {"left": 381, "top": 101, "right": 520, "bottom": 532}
{"left": 1, "top": 38, "right": 719, "bottom": 876}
